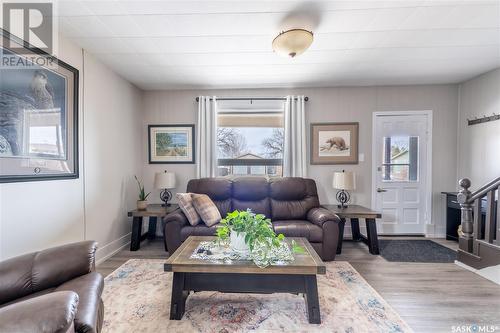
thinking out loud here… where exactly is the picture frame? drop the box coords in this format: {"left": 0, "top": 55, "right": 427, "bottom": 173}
{"left": 148, "top": 124, "right": 195, "bottom": 164}
{"left": 0, "top": 29, "right": 79, "bottom": 183}
{"left": 310, "top": 122, "right": 359, "bottom": 165}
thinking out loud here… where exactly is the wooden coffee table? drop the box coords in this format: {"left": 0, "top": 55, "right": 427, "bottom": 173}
{"left": 164, "top": 236, "right": 326, "bottom": 324}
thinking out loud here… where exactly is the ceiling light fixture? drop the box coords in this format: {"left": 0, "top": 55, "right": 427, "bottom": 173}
{"left": 272, "top": 29, "right": 314, "bottom": 58}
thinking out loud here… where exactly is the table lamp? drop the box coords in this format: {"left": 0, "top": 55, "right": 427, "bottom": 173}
{"left": 154, "top": 171, "right": 176, "bottom": 206}
{"left": 332, "top": 170, "right": 355, "bottom": 208}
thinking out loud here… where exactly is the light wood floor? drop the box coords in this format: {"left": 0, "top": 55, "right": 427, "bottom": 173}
{"left": 97, "top": 238, "right": 500, "bottom": 333}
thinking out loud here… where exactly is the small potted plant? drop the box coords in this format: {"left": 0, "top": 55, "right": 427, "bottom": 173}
{"left": 217, "top": 210, "right": 255, "bottom": 254}
{"left": 134, "top": 175, "right": 150, "bottom": 210}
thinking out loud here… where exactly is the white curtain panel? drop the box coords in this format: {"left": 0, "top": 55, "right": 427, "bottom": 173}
{"left": 283, "top": 95, "right": 307, "bottom": 177}
{"left": 196, "top": 96, "right": 218, "bottom": 178}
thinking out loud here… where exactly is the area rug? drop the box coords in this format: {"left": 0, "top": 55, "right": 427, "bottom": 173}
{"left": 378, "top": 239, "right": 457, "bottom": 263}
{"left": 102, "top": 259, "right": 412, "bottom": 333}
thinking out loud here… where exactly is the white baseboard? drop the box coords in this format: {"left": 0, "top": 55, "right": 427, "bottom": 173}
{"left": 95, "top": 233, "right": 130, "bottom": 265}
{"left": 429, "top": 231, "right": 446, "bottom": 238}
{"left": 455, "top": 260, "right": 475, "bottom": 272}
{"left": 455, "top": 260, "right": 500, "bottom": 286}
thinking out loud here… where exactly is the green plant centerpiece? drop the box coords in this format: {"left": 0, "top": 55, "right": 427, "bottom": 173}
{"left": 216, "top": 209, "right": 304, "bottom": 268}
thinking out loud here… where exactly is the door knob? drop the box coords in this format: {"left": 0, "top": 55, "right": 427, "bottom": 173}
{"left": 377, "top": 188, "right": 388, "bottom": 193}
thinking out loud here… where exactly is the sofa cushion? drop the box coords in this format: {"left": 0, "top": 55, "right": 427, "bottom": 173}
{"left": 187, "top": 178, "right": 233, "bottom": 217}
{"left": 213, "top": 199, "right": 232, "bottom": 218}
{"left": 0, "top": 252, "right": 37, "bottom": 305}
{"left": 192, "top": 194, "right": 222, "bottom": 227}
{"left": 270, "top": 177, "right": 307, "bottom": 201}
{"left": 187, "top": 178, "right": 232, "bottom": 200}
{"left": 180, "top": 224, "right": 218, "bottom": 241}
{"left": 272, "top": 220, "right": 323, "bottom": 243}
{"left": 32, "top": 242, "right": 97, "bottom": 293}
{"left": 232, "top": 177, "right": 271, "bottom": 216}
{"left": 270, "top": 178, "right": 319, "bottom": 220}
{"left": 176, "top": 193, "right": 201, "bottom": 226}
{"left": 232, "top": 198, "right": 271, "bottom": 217}
{"left": 232, "top": 177, "right": 268, "bottom": 201}
{"left": 55, "top": 272, "right": 103, "bottom": 333}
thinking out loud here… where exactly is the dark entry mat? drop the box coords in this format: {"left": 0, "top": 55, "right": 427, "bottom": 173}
{"left": 378, "top": 240, "right": 457, "bottom": 263}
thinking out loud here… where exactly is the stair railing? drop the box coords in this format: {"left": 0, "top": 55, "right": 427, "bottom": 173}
{"left": 458, "top": 177, "right": 500, "bottom": 255}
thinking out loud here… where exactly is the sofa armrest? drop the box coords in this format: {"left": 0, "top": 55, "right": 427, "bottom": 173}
{"left": 0, "top": 291, "right": 79, "bottom": 333}
{"left": 307, "top": 207, "right": 340, "bottom": 261}
{"left": 307, "top": 207, "right": 340, "bottom": 227}
{"left": 55, "top": 272, "right": 104, "bottom": 333}
{"left": 163, "top": 208, "right": 188, "bottom": 225}
{"left": 163, "top": 209, "right": 189, "bottom": 254}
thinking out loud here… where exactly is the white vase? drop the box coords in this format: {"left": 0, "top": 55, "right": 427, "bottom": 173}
{"left": 230, "top": 231, "right": 250, "bottom": 255}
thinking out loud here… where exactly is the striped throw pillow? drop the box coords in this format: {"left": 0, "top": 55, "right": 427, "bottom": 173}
{"left": 176, "top": 193, "right": 201, "bottom": 226}
{"left": 191, "top": 194, "right": 221, "bottom": 227}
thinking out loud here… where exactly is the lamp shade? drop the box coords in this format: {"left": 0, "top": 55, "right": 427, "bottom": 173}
{"left": 332, "top": 171, "right": 355, "bottom": 190}
{"left": 272, "top": 29, "right": 314, "bottom": 58}
{"left": 154, "top": 171, "right": 176, "bottom": 189}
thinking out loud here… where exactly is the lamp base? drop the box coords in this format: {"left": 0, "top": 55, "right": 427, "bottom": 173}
{"left": 160, "top": 189, "right": 172, "bottom": 207}
{"left": 336, "top": 190, "right": 350, "bottom": 209}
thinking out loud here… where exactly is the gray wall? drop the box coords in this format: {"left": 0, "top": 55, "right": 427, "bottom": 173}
{"left": 0, "top": 36, "right": 144, "bottom": 261}
{"left": 457, "top": 68, "right": 500, "bottom": 188}
{"left": 143, "top": 85, "right": 459, "bottom": 237}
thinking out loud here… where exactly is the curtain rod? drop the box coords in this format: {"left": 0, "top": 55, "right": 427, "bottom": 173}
{"left": 195, "top": 97, "right": 309, "bottom": 102}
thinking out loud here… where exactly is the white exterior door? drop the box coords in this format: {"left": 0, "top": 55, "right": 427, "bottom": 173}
{"left": 372, "top": 112, "right": 431, "bottom": 234}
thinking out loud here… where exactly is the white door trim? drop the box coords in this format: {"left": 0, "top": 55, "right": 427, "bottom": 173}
{"left": 371, "top": 110, "right": 433, "bottom": 236}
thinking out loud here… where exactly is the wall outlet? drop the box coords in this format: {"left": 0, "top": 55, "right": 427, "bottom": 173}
{"left": 359, "top": 153, "right": 365, "bottom": 162}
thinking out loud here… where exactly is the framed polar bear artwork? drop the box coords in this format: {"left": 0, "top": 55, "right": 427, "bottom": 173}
{"left": 310, "top": 122, "right": 359, "bottom": 164}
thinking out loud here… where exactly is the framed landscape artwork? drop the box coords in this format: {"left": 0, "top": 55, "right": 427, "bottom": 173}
{"left": 310, "top": 122, "right": 359, "bottom": 164}
{"left": 0, "top": 29, "right": 79, "bottom": 183}
{"left": 148, "top": 125, "right": 195, "bottom": 164}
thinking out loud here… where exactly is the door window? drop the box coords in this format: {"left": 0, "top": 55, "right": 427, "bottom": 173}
{"left": 382, "top": 136, "right": 419, "bottom": 182}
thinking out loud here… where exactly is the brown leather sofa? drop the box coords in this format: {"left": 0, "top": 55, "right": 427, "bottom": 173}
{"left": 0, "top": 241, "right": 104, "bottom": 333}
{"left": 164, "top": 177, "right": 341, "bottom": 261}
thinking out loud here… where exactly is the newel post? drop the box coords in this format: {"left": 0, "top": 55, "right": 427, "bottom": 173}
{"left": 457, "top": 178, "right": 473, "bottom": 253}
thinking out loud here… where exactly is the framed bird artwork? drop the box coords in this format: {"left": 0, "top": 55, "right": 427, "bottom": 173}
{"left": 0, "top": 29, "right": 79, "bottom": 183}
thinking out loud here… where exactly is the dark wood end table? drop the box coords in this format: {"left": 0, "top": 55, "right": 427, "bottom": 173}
{"left": 127, "top": 203, "right": 179, "bottom": 251}
{"left": 322, "top": 204, "right": 382, "bottom": 255}
{"left": 164, "top": 236, "right": 325, "bottom": 324}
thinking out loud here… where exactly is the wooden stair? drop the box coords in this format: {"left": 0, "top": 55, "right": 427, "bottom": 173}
{"left": 457, "top": 177, "right": 500, "bottom": 270}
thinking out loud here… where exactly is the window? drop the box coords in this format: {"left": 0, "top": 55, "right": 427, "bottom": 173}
{"left": 382, "top": 136, "right": 419, "bottom": 182}
{"left": 216, "top": 100, "right": 284, "bottom": 177}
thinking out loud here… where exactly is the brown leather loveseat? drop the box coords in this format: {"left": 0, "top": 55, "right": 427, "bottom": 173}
{"left": 164, "top": 177, "right": 341, "bottom": 261}
{"left": 0, "top": 241, "right": 104, "bottom": 333}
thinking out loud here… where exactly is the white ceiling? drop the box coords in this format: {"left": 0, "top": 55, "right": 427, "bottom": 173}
{"left": 56, "top": 0, "right": 500, "bottom": 90}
